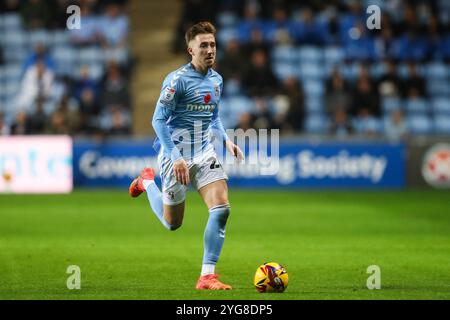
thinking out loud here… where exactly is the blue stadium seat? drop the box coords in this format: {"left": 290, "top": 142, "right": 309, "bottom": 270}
{"left": 52, "top": 46, "right": 76, "bottom": 75}
{"left": 298, "top": 62, "right": 325, "bottom": 80}
{"left": 302, "top": 80, "right": 325, "bottom": 98}
{"left": 272, "top": 45, "right": 297, "bottom": 64}
{"left": 427, "top": 79, "right": 450, "bottom": 96}
{"left": 305, "top": 115, "right": 328, "bottom": 134}
{"left": 273, "top": 62, "right": 297, "bottom": 81}
{"left": 407, "top": 115, "right": 433, "bottom": 134}
{"left": 77, "top": 47, "right": 104, "bottom": 64}
{"left": 3, "top": 65, "right": 22, "bottom": 83}
{"left": 2, "top": 13, "right": 23, "bottom": 30}
{"left": 381, "top": 96, "right": 402, "bottom": 114}
{"left": 51, "top": 30, "right": 71, "bottom": 47}
{"left": 305, "top": 97, "right": 324, "bottom": 114}
{"left": 217, "top": 27, "right": 237, "bottom": 44}
{"left": 433, "top": 115, "right": 450, "bottom": 134}
{"left": 431, "top": 97, "right": 450, "bottom": 114}
{"left": 323, "top": 46, "right": 344, "bottom": 65}
{"left": 29, "top": 30, "right": 51, "bottom": 47}
{"left": 217, "top": 12, "right": 238, "bottom": 28}
{"left": 426, "top": 62, "right": 449, "bottom": 79}
{"left": 405, "top": 98, "right": 429, "bottom": 115}
{"left": 298, "top": 46, "right": 323, "bottom": 63}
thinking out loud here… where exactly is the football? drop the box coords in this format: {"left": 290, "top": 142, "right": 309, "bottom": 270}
{"left": 254, "top": 262, "right": 288, "bottom": 293}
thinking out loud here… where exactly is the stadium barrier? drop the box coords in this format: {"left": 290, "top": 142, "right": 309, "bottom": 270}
{"left": 73, "top": 139, "right": 406, "bottom": 189}
{"left": 407, "top": 138, "right": 450, "bottom": 189}
{"left": 0, "top": 136, "right": 73, "bottom": 193}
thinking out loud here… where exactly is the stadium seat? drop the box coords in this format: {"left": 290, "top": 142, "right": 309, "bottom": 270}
{"left": 305, "top": 115, "right": 328, "bottom": 134}
{"left": 2, "top": 13, "right": 22, "bottom": 30}
{"left": 273, "top": 62, "right": 297, "bottom": 81}
{"left": 433, "top": 115, "right": 450, "bottom": 134}
{"left": 407, "top": 115, "right": 433, "bottom": 134}
{"left": 302, "top": 80, "right": 325, "bottom": 98}
{"left": 52, "top": 46, "right": 76, "bottom": 75}
{"left": 217, "top": 27, "right": 237, "bottom": 44}
{"left": 29, "top": 30, "right": 51, "bottom": 47}
{"left": 298, "top": 46, "right": 323, "bottom": 63}
{"left": 77, "top": 47, "right": 104, "bottom": 64}
{"left": 323, "top": 46, "right": 345, "bottom": 65}
{"left": 426, "top": 62, "right": 449, "bottom": 79}
{"left": 272, "top": 45, "right": 297, "bottom": 64}
{"left": 217, "top": 12, "right": 238, "bottom": 28}
{"left": 3, "top": 65, "right": 22, "bottom": 83}
{"left": 305, "top": 97, "right": 324, "bottom": 114}
{"left": 427, "top": 79, "right": 450, "bottom": 96}
{"left": 431, "top": 97, "right": 450, "bottom": 114}
{"left": 51, "top": 30, "right": 71, "bottom": 47}
{"left": 405, "top": 98, "right": 429, "bottom": 115}
{"left": 381, "top": 96, "right": 402, "bottom": 114}
{"left": 298, "top": 62, "right": 326, "bottom": 80}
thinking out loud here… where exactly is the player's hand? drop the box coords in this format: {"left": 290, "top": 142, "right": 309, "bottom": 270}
{"left": 226, "top": 140, "right": 244, "bottom": 161}
{"left": 173, "top": 158, "right": 190, "bottom": 185}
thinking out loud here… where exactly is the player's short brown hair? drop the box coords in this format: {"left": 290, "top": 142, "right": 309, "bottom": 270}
{"left": 185, "top": 21, "right": 216, "bottom": 47}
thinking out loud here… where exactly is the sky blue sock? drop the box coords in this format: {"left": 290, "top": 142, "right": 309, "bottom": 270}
{"left": 203, "top": 204, "right": 230, "bottom": 265}
{"left": 144, "top": 181, "right": 175, "bottom": 230}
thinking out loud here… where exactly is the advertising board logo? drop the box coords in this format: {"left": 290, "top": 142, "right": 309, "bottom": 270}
{"left": 422, "top": 143, "right": 450, "bottom": 188}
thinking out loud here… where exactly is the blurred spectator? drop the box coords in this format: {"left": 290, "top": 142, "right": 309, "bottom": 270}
{"left": 20, "top": 0, "right": 52, "bottom": 29}
{"left": 236, "top": 1, "right": 265, "bottom": 44}
{"left": 235, "top": 112, "right": 253, "bottom": 131}
{"left": 377, "top": 59, "right": 402, "bottom": 97}
{"left": 402, "top": 62, "right": 426, "bottom": 97}
{"left": 294, "top": 7, "right": 328, "bottom": 46}
{"left": 10, "top": 111, "right": 31, "bottom": 135}
{"left": 218, "top": 39, "right": 245, "bottom": 81}
{"left": 58, "top": 94, "right": 81, "bottom": 134}
{"left": 242, "top": 50, "right": 279, "bottom": 97}
{"left": 74, "top": 65, "right": 100, "bottom": 102}
{"left": 385, "top": 110, "right": 408, "bottom": 141}
{"left": 280, "top": 77, "right": 305, "bottom": 133}
{"left": 78, "top": 88, "right": 101, "bottom": 133}
{"left": 99, "top": 4, "right": 129, "bottom": 48}
{"left": 325, "top": 68, "right": 350, "bottom": 115}
{"left": 100, "top": 61, "right": 130, "bottom": 108}
{"left": 252, "top": 97, "right": 274, "bottom": 130}
{"left": 17, "top": 60, "right": 55, "bottom": 110}
{"left": 353, "top": 108, "right": 380, "bottom": 137}
{"left": 1, "top": 0, "right": 21, "bottom": 12}
{"left": 0, "top": 113, "right": 11, "bottom": 136}
{"left": 108, "top": 107, "right": 131, "bottom": 136}
{"left": 46, "top": 110, "right": 70, "bottom": 135}
{"left": 350, "top": 67, "right": 380, "bottom": 117}
{"left": 173, "top": 0, "right": 218, "bottom": 53}
{"left": 265, "top": 7, "right": 296, "bottom": 44}
{"left": 23, "top": 43, "right": 55, "bottom": 72}
{"left": 329, "top": 108, "right": 353, "bottom": 138}
{"left": 28, "top": 98, "right": 48, "bottom": 134}
{"left": 242, "top": 27, "right": 270, "bottom": 58}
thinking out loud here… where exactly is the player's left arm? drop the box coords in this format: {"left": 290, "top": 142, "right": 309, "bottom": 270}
{"left": 211, "top": 104, "right": 244, "bottom": 161}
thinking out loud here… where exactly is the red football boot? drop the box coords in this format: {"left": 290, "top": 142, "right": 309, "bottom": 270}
{"left": 195, "top": 274, "right": 232, "bottom": 290}
{"left": 129, "top": 168, "right": 155, "bottom": 198}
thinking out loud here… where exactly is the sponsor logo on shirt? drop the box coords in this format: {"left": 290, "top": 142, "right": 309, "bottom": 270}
{"left": 186, "top": 104, "right": 216, "bottom": 112}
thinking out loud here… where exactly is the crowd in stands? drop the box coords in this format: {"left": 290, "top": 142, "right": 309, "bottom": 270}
{"left": 0, "top": 0, "right": 131, "bottom": 137}
{"left": 175, "top": 0, "right": 450, "bottom": 139}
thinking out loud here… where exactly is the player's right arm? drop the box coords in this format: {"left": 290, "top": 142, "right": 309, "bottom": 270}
{"left": 152, "top": 75, "right": 190, "bottom": 185}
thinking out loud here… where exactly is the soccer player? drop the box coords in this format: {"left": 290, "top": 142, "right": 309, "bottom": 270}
{"left": 129, "top": 21, "right": 243, "bottom": 290}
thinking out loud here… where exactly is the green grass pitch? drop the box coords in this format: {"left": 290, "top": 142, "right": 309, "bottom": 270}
{"left": 1, "top": 189, "right": 450, "bottom": 300}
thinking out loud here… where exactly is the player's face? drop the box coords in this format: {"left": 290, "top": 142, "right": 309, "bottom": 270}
{"left": 189, "top": 33, "right": 216, "bottom": 69}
